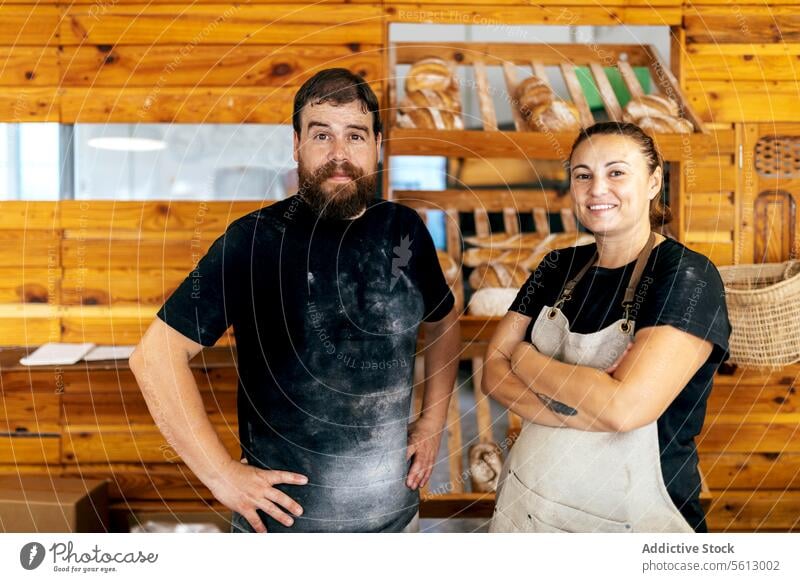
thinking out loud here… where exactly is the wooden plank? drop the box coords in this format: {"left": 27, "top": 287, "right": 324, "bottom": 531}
{"left": 754, "top": 191, "right": 796, "bottom": 264}
{"left": 0, "top": 202, "right": 57, "bottom": 229}
{"left": 502, "top": 208, "right": 519, "bottom": 235}
{"left": 61, "top": 238, "right": 214, "bottom": 269}
{"left": 472, "top": 59, "right": 498, "bottom": 131}
{"left": 589, "top": 62, "right": 622, "bottom": 121}
{"left": 698, "top": 422, "right": 800, "bottom": 453}
{"left": 473, "top": 208, "right": 491, "bottom": 237}
{"left": 687, "top": 80, "right": 800, "bottom": 123}
{"left": 685, "top": 7, "right": 800, "bottom": 44}
{"left": 530, "top": 62, "right": 551, "bottom": 88}
{"left": 394, "top": 43, "right": 654, "bottom": 68}
{"left": 560, "top": 208, "right": 577, "bottom": 232}
{"left": 60, "top": 44, "right": 381, "bottom": 87}
{"left": 0, "top": 230, "right": 60, "bottom": 268}
{"left": 388, "top": 6, "right": 682, "bottom": 27}
{"left": 61, "top": 86, "right": 383, "bottom": 124}
{"left": 471, "top": 357, "right": 493, "bottom": 445}
{"left": 533, "top": 208, "right": 550, "bottom": 235}
{"left": 62, "top": 391, "right": 237, "bottom": 426}
{"left": 0, "top": 88, "right": 60, "bottom": 122}
{"left": 683, "top": 205, "right": 735, "bottom": 233}
{"left": 700, "top": 452, "right": 800, "bottom": 490}
{"left": 61, "top": 269, "right": 186, "bottom": 306}
{"left": 444, "top": 208, "right": 461, "bottom": 262}
{"left": 0, "top": 47, "right": 60, "bottom": 86}
{"left": 0, "top": 6, "right": 61, "bottom": 45}
{"left": 0, "top": 434, "right": 60, "bottom": 465}
{"left": 559, "top": 63, "right": 594, "bottom": 127}
{"left": 705, "top": 491, "right": 800, "bottom": 532}
{"left": 59, "top": 368, "right": 239, "bottom": 394}
{"left": 386, "top": 128, "right": 710, "bottom": 161}
{"left": 59, "top": 201, "right": 261, "bottom": 231}
{"left": 616, "top": 60, "right": 645, "bottom": 99}
{"left": 683, "top": 242, "right": 733, "bottom": 266}
{"left": 445, "top": 392, "right": 464, "bottom": 494}
{"left": 0, "top": 318, "right": 61, "bottom": 347}
{"left": 62, "top": 426, "right": 240, "bottom": 464}
{"left": 0, "top": 392, "right": 61, "bottom": 432}
{"left": 390, "top": 0, "right": 679, "bottom": 5}
{"left": 501, "top": 62, "right": 526, "bottom": 132}
{"left": 62, "top": 5, "right": 383, "bottom": 46}
{"left": 61, "top": 463, "right": 214, "bottom": 501}
{"left": 0, "top": 268, "right": 56, "bottom": 304}
{"left": 419, "top": 491, "right": 495, "bottom": 519}
{"left": 685, "top": 49, "right": 800, "bottom": 82}
{"left": 393, "top": 189, "right": 570, "bottom": 211}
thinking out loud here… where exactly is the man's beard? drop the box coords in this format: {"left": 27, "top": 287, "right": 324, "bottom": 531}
{"left": 297, "top": 159, "right": 376, "bottom": 220}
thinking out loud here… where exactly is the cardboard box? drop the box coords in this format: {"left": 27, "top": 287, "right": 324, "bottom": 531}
{"left": 0, "top": 475, "right": 109, "bottom": 533}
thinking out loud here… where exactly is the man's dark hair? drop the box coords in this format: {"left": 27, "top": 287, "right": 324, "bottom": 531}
{"left": 292, "top": 68, "right": 382, "bottom": 138}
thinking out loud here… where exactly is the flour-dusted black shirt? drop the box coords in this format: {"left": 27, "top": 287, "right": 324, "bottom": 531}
{"left": 156, "top": 195, "right": 454, "bottom": 532}
{"left": 509, "top": 237, "right": 731, "bottom": 532}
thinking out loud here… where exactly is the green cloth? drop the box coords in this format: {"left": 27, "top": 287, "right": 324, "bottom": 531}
{"left": 576, "top": 66, "right": 651, "bottom": 110}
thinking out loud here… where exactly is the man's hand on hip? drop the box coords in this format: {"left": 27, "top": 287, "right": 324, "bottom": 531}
{"left": 405, "top": 416, "right": 444, "bottom": 490}
{"left": 208, "top": 457, "right": 307, "bottom": 532}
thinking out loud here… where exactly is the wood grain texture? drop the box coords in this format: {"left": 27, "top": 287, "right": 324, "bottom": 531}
{"left": 60, "top": 44, "right": 381, "bottom": 87}
{"left": 61, "top": 5, "right": 383, "bottom": 46}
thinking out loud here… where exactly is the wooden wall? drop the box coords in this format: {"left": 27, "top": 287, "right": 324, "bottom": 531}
{"left": 0, "top": 2, "right": 383, "bottom": 123}
{"left": 0, "top": 201, "right": 265, "bottom": 346}
{"left": 1, "top": 0, "right": 799, "bottom": 532}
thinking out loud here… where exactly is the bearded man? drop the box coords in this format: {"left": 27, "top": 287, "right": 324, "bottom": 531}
{"left": 130, "top": 69, "right": 461, "bottom": 533}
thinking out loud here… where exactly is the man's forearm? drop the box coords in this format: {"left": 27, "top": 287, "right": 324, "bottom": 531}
{"left": 131, "top": 354, "right": 234, "bottom": 488}
{"left": 419, "top": 310, "right": 460, "bottom": 425}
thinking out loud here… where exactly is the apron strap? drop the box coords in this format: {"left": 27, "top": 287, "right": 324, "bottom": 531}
{"left": 552, "top": 232, "right": 657, "bottom": 322}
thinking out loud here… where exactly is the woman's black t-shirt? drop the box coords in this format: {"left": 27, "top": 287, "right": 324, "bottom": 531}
{"left": 508, "top": 237, "right": 731, "bottom": 532}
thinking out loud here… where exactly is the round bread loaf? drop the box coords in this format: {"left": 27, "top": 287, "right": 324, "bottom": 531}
{"left": 468, "top": 287, "right": 519, "bottom": 316}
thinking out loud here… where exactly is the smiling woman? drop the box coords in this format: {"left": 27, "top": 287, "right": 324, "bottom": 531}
{"left": 482, "top": 121, "right": 732, "bottom": 533}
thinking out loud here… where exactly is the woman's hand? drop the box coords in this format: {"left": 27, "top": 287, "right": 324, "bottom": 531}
{"left": 604, "top": 342, "right": 633, "bottom": 375}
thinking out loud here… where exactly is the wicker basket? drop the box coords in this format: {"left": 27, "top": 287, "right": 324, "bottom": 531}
{"left": 718, "top": 261, "right": 800, "bottom": 369}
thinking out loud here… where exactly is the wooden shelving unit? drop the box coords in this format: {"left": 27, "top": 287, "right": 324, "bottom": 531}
{"left": 385, "top": 41, "right": 710, "bottom": 163}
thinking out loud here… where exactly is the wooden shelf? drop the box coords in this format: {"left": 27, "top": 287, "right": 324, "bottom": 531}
{"left": 386, "top": 127, "right": 710, "bottom": 161}
{"left": 387, "top": 41, "right": 710, "bottom": 162}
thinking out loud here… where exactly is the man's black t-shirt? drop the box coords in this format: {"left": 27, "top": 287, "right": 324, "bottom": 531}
{"left": 156, "top": 195, "right": 454, "bottom": 532}
{"left": 509, "top": 237, "right": 731, "bottom": 532}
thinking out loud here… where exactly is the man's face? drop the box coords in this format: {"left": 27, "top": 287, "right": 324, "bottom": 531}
{"left": 293, "top": 100, "right": 381, "bottom": 220}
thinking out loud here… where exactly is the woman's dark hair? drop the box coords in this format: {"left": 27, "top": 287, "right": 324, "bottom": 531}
{"left": 568, "top": 121, "right": 672, "bottom": 228}
{"left": 292, "top": 68, "right": 381, "bottom": 138}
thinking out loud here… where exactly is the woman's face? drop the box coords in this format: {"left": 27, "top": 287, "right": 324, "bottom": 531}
{"left": 569, "top": 133, "right": 661, "bottom": 237}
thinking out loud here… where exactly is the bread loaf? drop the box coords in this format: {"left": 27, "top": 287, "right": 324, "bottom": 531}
{"left": 622, "top": 95, "right": 694, "bottom": 134}
{"left": 528, "top": 100, "right": 582, "bottom": 132}
{"left": 406, "top": 57, "right": 458, "bottom": 94}
{"left": 468, "top": 261, "right": 530, "bottom": 290}
{"left": 398, "top": 58, "right": 463, "bottom": 130}
{"left": 468, "top": 288, "right": 519, "bottom": 316}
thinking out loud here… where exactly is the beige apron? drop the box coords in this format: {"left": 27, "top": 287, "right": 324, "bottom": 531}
{"left": 490, "top": 233, "right": 693, "bottom": 533}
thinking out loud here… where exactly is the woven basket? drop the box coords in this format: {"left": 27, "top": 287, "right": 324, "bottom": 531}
{"left": 718, "top": 260, "right": 800, "bottom": 369}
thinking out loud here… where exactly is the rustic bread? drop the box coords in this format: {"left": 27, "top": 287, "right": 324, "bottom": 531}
{"left": 469, "top": 261, "right": 530, "bottom": 290}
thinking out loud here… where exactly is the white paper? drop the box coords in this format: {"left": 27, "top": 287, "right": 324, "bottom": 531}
{"left": 19, "top": 342, "right": 96, "bottom": 366}
{"left": 83, "top": 345, "right": 136, "bottom": 361}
